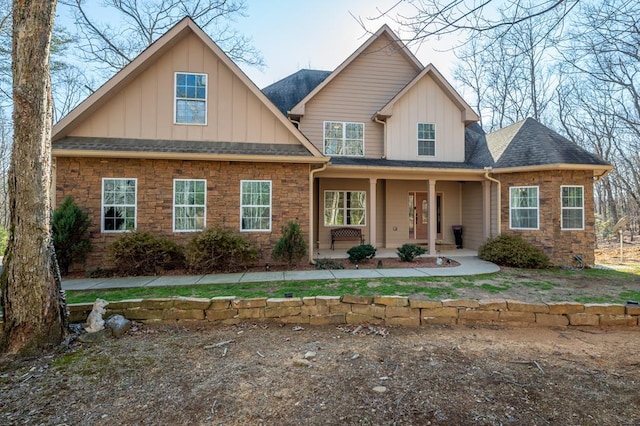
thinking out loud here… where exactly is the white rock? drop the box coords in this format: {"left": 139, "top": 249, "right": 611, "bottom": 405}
{"left": 293, "top": 359, "right": 312, "bottom": 367}
{"left": 304, "top": 351, "right": 317, "bottom": 360}
{"left": 372, "top": 386, "right": 387, "bottom": 393}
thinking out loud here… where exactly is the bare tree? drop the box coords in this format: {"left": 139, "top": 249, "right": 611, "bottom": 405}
{"left": 61, "top": 0, "right": 263, "bottom": 86}
{"left": 1, "top": 0, "right": 66, "bottom": 354}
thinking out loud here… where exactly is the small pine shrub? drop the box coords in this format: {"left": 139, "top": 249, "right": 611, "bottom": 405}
{"left": 314, "top": 258, "right": 345, "bottom": 270}
{"left": 108, "top": 231, "right": 185, "bottom": 276}
{"left": 272, "top": 221, "right": 307, "bottom": 268}
{"left": 186, "top": 227, "right": 258, "bottom": 273}
{"left": 346, "top": 244, "right": 376, "bottom": 264}
{"left": 478, "top": 234, "right": 549, "bottom": 269}
{"left": 52, "top": 196, "right": 92, "bottom": 275}
{"left": 396, "top": 244, "right": 426, "bottom": 262}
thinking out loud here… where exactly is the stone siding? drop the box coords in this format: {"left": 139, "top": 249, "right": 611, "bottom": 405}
{"left": 55, "top": 157, "right": 310, "bottom": 271}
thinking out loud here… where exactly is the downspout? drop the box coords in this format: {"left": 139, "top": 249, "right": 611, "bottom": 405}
{"left": 309, "top": 162, "right": 328, "bottom": 265}
{"left": 374, "top": 116, "right": 387, "bottom": 159}
{"left": 483, "top": 167, "right": 501, "bottom": 235}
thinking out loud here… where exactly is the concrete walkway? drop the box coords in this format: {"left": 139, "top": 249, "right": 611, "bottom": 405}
{"left": 61, "top": 256, "right": 500, "bottom": 291}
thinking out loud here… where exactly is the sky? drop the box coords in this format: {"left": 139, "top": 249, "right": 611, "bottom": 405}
{"left": 232, "top": 0, "right": 462, "bottom": 89}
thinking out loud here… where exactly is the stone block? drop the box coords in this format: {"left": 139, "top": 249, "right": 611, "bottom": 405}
{"left": 409, "top": 299, "right": 442, "bottom": 309}
{"left": 69, "top": 311, "right": 90, "bottom": 323}
{"left": 173, "top": 297, "right": 211, "bottom": 310}
{"left": 626, "top": 305, "right": 640, "bottom": 316}
{"left": 301, "top": 305, "right": 329, "bottom": 316}
{"left": 599, "top": 315, "right": 637, "bottom": 327}
{"left": 209, "top": 296, "right": 235, "bottom": 310}
{"left": 386, "top": 316, "right": 420, "bottom": 327}
{"left": 421, "top": 316, "right": 457, "bottom": 326}
{"left": 140, "top": 298, "right": 174, "bottom": 310}
{"left": 373, "top": 296, "right": 409, "bottom": 307}
{"left": 265, "top": 306, "right": 302, "bottom": 318}
{"left": 315, "top": 296, "right": 341, "bottom": 306}
{"left": 442, "top": 299, "right": 479, "bottom": 308}
{"left": 107, "top": 299, "right": 144, "bottom": 310}
{"left": 386, "top": 307, "right": 420, "bottom": 319}
{"left": 236, "top": 307, "right": 265, "bottom": 319}
{"left": 498, "top": 311, "right": 536, "bottom": 323}
{"left": 341, "top": 295, "right": 373, "bottom": 305}
{"left": 346, "top": 312, "right": 383, "bottom": 325}
{"left": 568, "top": 313, "right": 600, "bottom": 326}
{"left": 68, "top": 303, "right": 95, "bottom": 312}
{"left": 458, "top": 309, "right": 499, "bottom": 321}
{"left": 233, "top": 298, "right": 267, "bottom": 309}
{"left": 421, "top": 307, "right": 459, "bottom": 318}
{"left": 535, "top": 313, "right": 569, "bottom": 326}
{"left": 478, "top": 299, "right": 508, "bottom": 311}
{"left": 309, "top": 313, "right": 346, "bottom": 325}
{"left": 302, "top": 297, "right": 316, "bottom": 306}
{"left": 267, "top": 298, "right": 303, "bottom": 307}
{"left": 506, "top": 300, "right": 549, "bottom": 313}
{"left": 329, "top": 303, "right": 352, "bottom": 314}
{"left": 163, "top": 308, "right": 205, "bottom": 320}
{"left": 547, "top": 302, "right": 584, "bottom": 315}
{"left": 205, "top": 309, "right": 238, "bottom": 321}
{"left": 584, "top": 304, "right": 625, "bottom": 315}
{"left": 123, "top": 308, "right": 164, "bottom": 320}
{"left": 352, "top": 304, "right": 386, "bottom": 318}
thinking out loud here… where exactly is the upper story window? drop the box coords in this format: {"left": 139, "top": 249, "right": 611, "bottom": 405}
{"left": 102, "top": 178, "right": 137, "bottom": 232}
{"left": 240, "top": 180, "right": 272, "bottom": 231}
{"left": 417, "top": 123, "right": 436, "bottom": 156}
{"left": 175, "top": 72, "right": 207, "bottom": 125}
{"left": 173, "top": 179, "right": 206, "bottom": 232}
{"left": 561, "top": 185, "right": 584, "bottom": 230}
{"left": 323, "top": 121, "right": 364, "bottom": 156}
{"left": 509, "top": 186, "right": 539, "bottom": 230}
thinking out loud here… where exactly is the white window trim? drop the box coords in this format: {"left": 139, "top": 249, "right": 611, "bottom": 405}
{"left": 509, "top": 186, "right": 539, "bottom": 230}
{"left": 240, "top": 180, "right": 272, "bottom": 232}
{"left": 323, "top": 190, "right": 367, "bottom": 227}
{"left": 417, "top": 122, "right": 436, "bottom": 157}
{"left": 101, "top": 178, "right": 137, "bottom": 233}
{"left": 173, "top": 179, "right": 207, "bottom": 232}
{"left": 174, "top": 72, "right": 208, "bottom": 126}
{"left": 561, "top": 185, "right": 585, "bottom": 230}
{"left": 322, "top": 121, "right": 365, "bottom": 157}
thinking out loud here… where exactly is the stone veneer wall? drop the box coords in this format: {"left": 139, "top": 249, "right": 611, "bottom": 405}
{"left": 60, "top": 296, "right": 640, "bottom": 329}
{"left": 55, "top": 157, "right": 311, "bottom": 271}
{"left": 497, "top": 170, "right": 596, "bottom": 266}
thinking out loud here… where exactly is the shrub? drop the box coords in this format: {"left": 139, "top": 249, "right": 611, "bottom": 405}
{"left": 272, "top": 221, "right": 307, "bottom": 268}
{"left": 0, "top": 225, "right": 7, "bottom": 255}
{"left": 108, "top": 231, "right": 185, "bottom": 276}
{"left": 314, "top": 258, "right": 345, "bottom": 270}
{"left": 396, "top": 244, "right": 426, "bottom": 262}
{"left": 346, "top": 244, "right": 376, "bottom": 264}
{"left": 52, "top": 196, "right": 92, "bottom": 275}
{"left": 185, "top": 227, "right": 258, "bottom": 273}
{"left": 478, "top": 234, "right": 549, "bottom": 269}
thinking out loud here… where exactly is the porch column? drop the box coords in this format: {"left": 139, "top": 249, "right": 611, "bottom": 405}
{"left": 369, "top": 178, "right": 377, "bottom": 247}
{"left": 428, "top": 179, "right": 437, "bottom": 255}
{"left": 482, "top": 180, "right": 491, "bottom": 240}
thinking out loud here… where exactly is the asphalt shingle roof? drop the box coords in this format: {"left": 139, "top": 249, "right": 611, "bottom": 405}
{"left": 262, "top": 69, "right": 331, "bottom": 115}
{"left": 53, "top": 137, "right": 314, "bottom": 157}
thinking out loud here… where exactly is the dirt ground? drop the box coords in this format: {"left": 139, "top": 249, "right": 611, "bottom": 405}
{"left": 1, "top": 245, "right": 639, "bottom": 425}
{"left": 1, "top": 322, "right": 639, "bottom": 425}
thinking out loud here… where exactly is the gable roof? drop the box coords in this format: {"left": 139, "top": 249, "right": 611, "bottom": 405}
{"left": 375, "top": 64, "right": 479, "bottom": 124}
{"left": 52, "top": 17, "right": 325, "bottom": 160}
{"left": 288, "top": 24, "right": 423, "bottom": 116}
{"left": 484, "top": 118, "right": 611, "bottom": 170}
{"left": 262, "top": 69, "right": 331, "bottom": 115}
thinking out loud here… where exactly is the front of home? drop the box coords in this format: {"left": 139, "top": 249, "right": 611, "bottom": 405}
{"left": 52, "top": 18, "right": 611, "bottom": 271}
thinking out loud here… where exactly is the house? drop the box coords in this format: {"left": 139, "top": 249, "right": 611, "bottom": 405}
{"left": 52, "top": 18, "right": 611, "bottom": 271}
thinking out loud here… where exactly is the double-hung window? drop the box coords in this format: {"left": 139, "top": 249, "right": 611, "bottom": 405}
{"left": 175, "top": 72, "right": 207, "bottom": 124}
{"left": 323, "top": 121, "right": 364, "bottom": 156}
{"left": 173, "top": 179, "right": 206, "bottom": 232}
{"left": 509, "top": 186, "right": 539, "bottom": 229}
{"left": 417, "top": 123, "right": 436, "bottom": 156}
{"left": 324, "top": 190, "right": 366, "bottom": 226}
{"left": 561, "top": 186, "right": 584, "bottom": 230}
{"left": 241, "top": 180, "right": 271, "bottom": 231}
{"left": 102, "top": 178, "right": 137, "bottom": 232}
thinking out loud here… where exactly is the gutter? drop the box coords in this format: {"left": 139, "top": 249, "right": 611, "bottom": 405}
{"left": 483, "top": 167, "right": 501, "bottom": 235}
{"left": 308, "top": 161, "right": 329, "bottom": 265}
{"left": 373, "top": 116, "right": 387, "bottom": 159}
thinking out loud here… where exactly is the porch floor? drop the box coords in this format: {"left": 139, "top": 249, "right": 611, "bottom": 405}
{"left": 314, "top": 247, "right": 478, "bottom": 260}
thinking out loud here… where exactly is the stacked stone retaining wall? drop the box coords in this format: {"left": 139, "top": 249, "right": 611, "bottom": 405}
{"left": 58, "top": 296, "right": 640, "bottom": 329}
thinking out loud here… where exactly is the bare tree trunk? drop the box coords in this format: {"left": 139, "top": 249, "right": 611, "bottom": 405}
{"left": 1, "top": 0, "right": 65, "bottom": 355}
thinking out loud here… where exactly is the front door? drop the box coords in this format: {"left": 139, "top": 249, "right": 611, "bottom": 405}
{"left": 409, "top": 192, "right": 442, "bottom": 240}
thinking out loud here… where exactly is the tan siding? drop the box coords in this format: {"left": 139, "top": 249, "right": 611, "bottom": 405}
{"left": 461, "top": 182, "right": 483, "bottom": 249}
{"left": 437, "top": 181, "right": 462, "bottom": 244}
{"left": 299, "top": 34, "right": 419, "bottom": 158}
{"left": 68, "top": 33, "right": 300, "bottom": 146}
{"left": 386, "top": 75, "right": 466, "bottom": 162}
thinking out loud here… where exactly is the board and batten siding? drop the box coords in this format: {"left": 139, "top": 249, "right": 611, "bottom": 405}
{"left": 461, "top": 181, "right": 484, "bottom": 249}
{"left": 299, "top": 33, "right": 420, "bottom": 158}
{"left": 68, "top": 33, "right": 298, "bottom": 145}
{"left": 385, "top": 75, "right": 466, "bottom": 162}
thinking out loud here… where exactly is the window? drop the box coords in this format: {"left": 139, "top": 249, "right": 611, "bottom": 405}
{"left": 173, "top": 179, "right": 206, "bottom": 232}
{"left": 561, "top": 186, "right": 584, "bottom": 230}
{"left": 175, "top": 72, "right": 207, "bottom": 124}
{"left": 323, "top": 121, "right": 364, "bottom": 156}
{"left": 324, "top": 190, "right": 366, "bottom": 226}
{"left": 102, "top": 178, "right": 136, "bottom": 232}
{"left": 241, "top": 180, "right": 271, "bottom": 231}
{"left": 417, "top": 123, "right": 436, "bottom": 156}
{"left": 510, "top": 186, "right": 539, "bottom": 229}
